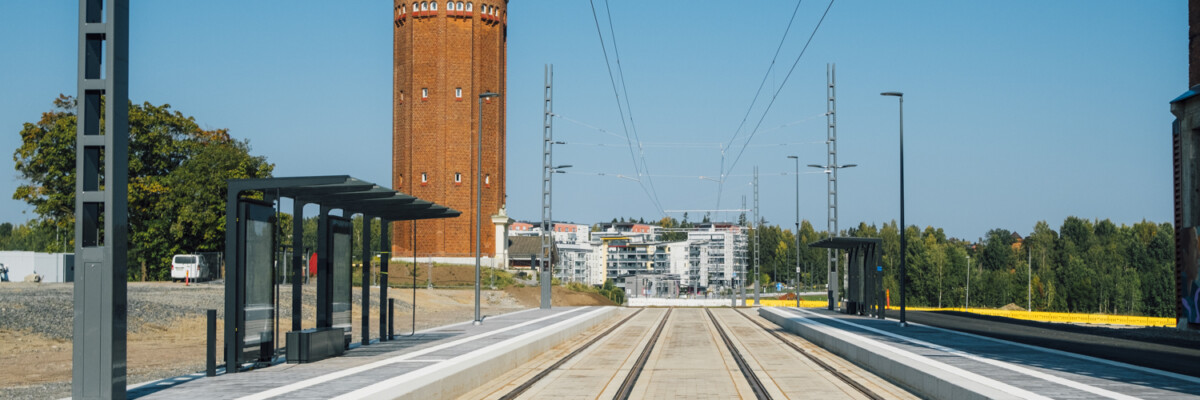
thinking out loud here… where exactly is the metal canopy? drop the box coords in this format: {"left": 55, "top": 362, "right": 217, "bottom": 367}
{"left": 808, "top": 237, "right": 882, "bottom": 250}
{"left": 228, "top": 176, "right": 459, "bottom": 221}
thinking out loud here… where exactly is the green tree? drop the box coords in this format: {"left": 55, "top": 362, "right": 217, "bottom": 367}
{"left": 12, "top": 96, "right": 272, "bottom": 279}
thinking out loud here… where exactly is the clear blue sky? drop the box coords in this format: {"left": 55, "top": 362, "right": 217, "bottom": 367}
{"left": 0, "top": 1, "right": 1184, "bottom": 241}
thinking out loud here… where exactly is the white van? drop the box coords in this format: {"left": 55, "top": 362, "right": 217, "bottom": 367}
{"left": 171, "top": 254, "right": 208, "bottom": 282}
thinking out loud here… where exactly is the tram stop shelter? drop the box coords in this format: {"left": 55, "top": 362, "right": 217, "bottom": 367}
{"left": 808, "top": 237, "right": 885, "bottom": 318}
{"left": 223, "top": 175, "right": 460, "bottom": 370}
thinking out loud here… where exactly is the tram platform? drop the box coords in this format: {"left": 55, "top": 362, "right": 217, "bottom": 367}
{"left": 761, "top": 307, "right": 1200, "bottom": 399}
{"left": 126, "top": 306, "right": 618, "bottom": 400}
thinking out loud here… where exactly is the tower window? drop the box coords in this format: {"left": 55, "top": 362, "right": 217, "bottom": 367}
{"left": 457, "top": 1, "right": 464, "bottom": 11}
{"left": 447, "top": 2, "right": 453, "bottom": 11}
{"left": 485, "top": 174, "right": 491, "bottom": 187}
{"left": 421, "top": 172, "right": 428, "bottom": 183}
{"left": 399, "top": 91, "right": 405, "bottom": 103}
{"left": 466, "top": 2, "right": 472, "bottom": 11}
{"left": 420, "top": 2, "right": 427, "bottom": 11}
{"left": 413, "top": 2, "right": 419, "bottom": 12}
{"left": 421, "top": 88, "right": 429, "bottom": 100}
{"left": 398, "top": 174, "right": 404, "bottom": 187}
{"left": 455, "top": 87, "right": 462, "bottom": 99}
{"left": 454, "top": 172, "right": 462, "bottom": 183}
{"left": 430, "top": 1, "right": 437, "bottom": 11}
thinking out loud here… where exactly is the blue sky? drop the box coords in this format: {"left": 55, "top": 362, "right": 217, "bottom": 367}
{"left": 0, "top": 1, "right": 1184, "bottom": 241}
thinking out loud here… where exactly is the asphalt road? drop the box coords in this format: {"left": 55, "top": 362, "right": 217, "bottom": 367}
{"left": 884, "top": 309, "right": 1200, "bottom": 378}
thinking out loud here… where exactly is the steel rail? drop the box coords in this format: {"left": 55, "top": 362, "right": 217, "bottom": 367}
{"left": 737, "top": 309, "right": 885, "bottom": 400}
{"left": 707, "top": 308, "right": 772, "bottom": 400}
{"left": 613, "top": 308, "right": 673, "bottom": 400}
{"left": 498, "top": 308, "right": 645, "bottom": 400}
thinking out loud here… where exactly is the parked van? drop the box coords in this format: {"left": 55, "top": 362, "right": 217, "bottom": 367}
{"left": 171, "top": 254, "right": 208, "bottom": 282}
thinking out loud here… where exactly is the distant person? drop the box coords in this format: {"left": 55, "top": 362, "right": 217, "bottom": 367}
{"left": 0, "top": 263, "right": 7, "bottom": 282}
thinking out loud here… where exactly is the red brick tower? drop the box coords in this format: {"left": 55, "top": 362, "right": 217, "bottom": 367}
{"left": 393, "top": 1, "right": 507, "bottom": 259}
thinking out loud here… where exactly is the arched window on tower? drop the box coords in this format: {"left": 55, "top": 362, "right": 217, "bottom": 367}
{"left": 413, "top": 2, "right": 418, "bottom": 12}
{"left": 466, "top": 2, "right": 472, "bottom": 12}
{"left": 454, "top": 173, "right": 462, "bottom": 184}
{"left": 421, "top": 88, "right": 428, "bottom": 100}
{"left": 446, "top": 2, "right": 452, "bottom": 11}
{"left": 455, "top": 87, "right": 463, "bottom": 99}
{"left": 430, "top": 1, "right": 436, "bottom": 11}
{"left": 420, "top": 2, "right": 427, "bottom": 11}
{"left": 421, "top": 172, "right": 428, "bottom": 184}
{"left": 457, "top": 2, "right": 464, "bottom": 11}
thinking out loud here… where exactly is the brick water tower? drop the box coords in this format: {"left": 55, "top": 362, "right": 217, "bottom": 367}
{"left": 392, "top": 1, "right": 508, "bottom": 262}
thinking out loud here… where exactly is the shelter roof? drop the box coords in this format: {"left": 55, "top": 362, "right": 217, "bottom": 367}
{"left": 808, "top": 237, "right": 883, "bottom": 250}
{"left": 227, "top": 175, "right": 459, "bottom": 221}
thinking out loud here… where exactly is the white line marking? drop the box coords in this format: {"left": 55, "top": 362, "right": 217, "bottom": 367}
{"left": 787, "top": 308, "right": 1140, "bottom": 400}
{"left": 235, "top": 307, "right": 590, "bottom": 400}
{"left": 332, "top": 307, "right": 613, "bottom": 399}
{"left": 764, "top": 308, "right": 1052, "bottom": 400}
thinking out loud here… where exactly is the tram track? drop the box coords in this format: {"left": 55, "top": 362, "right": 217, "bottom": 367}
{"left": 612, "top": 308, "right": 673, "bottom": 400}
{"left": 706, "top": 308, "right": 772, "bottom": 400}
{"left": 735, "top": 308, "right": 886, "bottom": 400}
{"left": 497, "top": 308, "right": 647, "bottom": 400}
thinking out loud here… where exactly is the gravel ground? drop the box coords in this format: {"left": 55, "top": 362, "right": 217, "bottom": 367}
{"left": 0, "top": 280, "right": 529, "bottom": 399}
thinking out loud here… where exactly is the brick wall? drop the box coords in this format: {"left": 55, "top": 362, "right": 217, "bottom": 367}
{"left": 392, "top": 1, "right": 508, "bottom": 258}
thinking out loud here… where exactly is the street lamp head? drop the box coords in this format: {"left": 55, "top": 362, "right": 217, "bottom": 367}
{"left": 787, "top": 155, "right": 799, "bottom": 159}
{"left": 479, "top": 91, "right": 501, "bottom": 99}
{"left": 806, "top": 164, "right": 824, "bottom": 169}
{"left": 554, "top": 164, "right": 573, "bottom": 169}
{"left": 880, "top": 91, "right": 903, "bottom": 97}
{"left": 840, "top": 164, "right": 858, "bottom": 168}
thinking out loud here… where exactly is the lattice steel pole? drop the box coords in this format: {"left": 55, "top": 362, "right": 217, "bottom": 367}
{"left": 753, "top": 167, "right": 760, "bottom": 306}
{"left": 74, "top": 0, "right": 129, "bottom": 397}
{"left": 825, "top": 63, "right": 838, "bottom": 310}
{"left": 540, "top": 64, "right": 553, "bottom": 309}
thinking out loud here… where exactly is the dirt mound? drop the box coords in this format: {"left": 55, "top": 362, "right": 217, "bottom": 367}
{"left": 777, "top": 292, "right": 797, "bottom": 300}
{"left": 504, "top": 286, "right": 616, "bottom": 307}
{"left": 1000, "top": 303, "right": 1026, "bottom": 311}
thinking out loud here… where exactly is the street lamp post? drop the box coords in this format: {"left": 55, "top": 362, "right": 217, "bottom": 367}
{"left": 881, "top": 91, "right": 905, "bottom": 327}
{"left": 788, "top": 156, "right": 801, "bottom": 308}
{"left": 475, "top": 91, "right": 500, "bottom": 326}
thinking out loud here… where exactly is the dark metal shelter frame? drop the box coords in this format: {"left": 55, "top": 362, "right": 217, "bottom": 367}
{"left": 808, "top": 237, "right": 885, "bottom": 319}
{"left": 224, "top": 175, "right": 460, "bottom": 370}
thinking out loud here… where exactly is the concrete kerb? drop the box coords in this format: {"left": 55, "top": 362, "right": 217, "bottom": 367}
{"left": 345, "top": 306, "right": 620, "bottom": 400}
{"left": 758, "top": 307, "right": 1041, "bottom": 400}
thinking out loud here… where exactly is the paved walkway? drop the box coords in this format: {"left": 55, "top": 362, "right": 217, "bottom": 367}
{"left": 128, "top": 306, "right": 611, "bottom": 399}
{"left": 767, "top": 307, "right": 1200, "bottom": 399}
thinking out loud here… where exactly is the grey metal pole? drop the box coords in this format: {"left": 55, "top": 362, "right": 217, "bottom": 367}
{"left": 1028, "top": 246, "right": 1032, "bottom": 311}
{"left": 753, "top": 167, "right": 760, "bottom": 306}
{"left": 475, "top": 91, "right": 500, "bottom": 325}
{"left": 966, "top": 255, "right": 970, "bottom": 310}
{"left": 881, "top": 91, "right": 905, "bottom": 327}
{"left": 790, "top": 156, "right": 800, "bottom": 308}
{"left": 475, "top": 95, "right": 483, "bottom": 326}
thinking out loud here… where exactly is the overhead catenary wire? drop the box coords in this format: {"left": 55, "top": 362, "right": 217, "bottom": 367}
{"left": 717, "top": 0, "right": 837, "bottom": 210}
{"left": 588, "top": 0, "right": 666, "bottom": 216}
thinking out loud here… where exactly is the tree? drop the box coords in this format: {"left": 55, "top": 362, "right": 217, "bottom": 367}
{"left": 12, "top": 95, "right": 273, "bottom": 279}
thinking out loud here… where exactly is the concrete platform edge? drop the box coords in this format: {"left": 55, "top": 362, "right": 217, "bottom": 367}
{"left": 391, "top": 306, "right": 620, "bottom": 400}
{"left": 759, "top": 308, "right": 1021, "bottom": 400}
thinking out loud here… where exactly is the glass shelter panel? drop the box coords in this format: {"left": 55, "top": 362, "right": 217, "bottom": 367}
{"left": 244, "top": 218, "right": 274, "bottom": 347}
{"left": 332, "top": 218, "right": 352, "bottom": 339}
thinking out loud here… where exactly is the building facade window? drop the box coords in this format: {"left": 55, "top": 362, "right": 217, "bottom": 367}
{"left": 430, "top": 1, "right": 437, "bottom": 11}
{"left": 447, "top": 2, "right": 453, "bottom": 11}
{"left": 421, "top": 172, "right": 428, "bottom": 183}
{"left": 485, "top": 174, "right": 491, "bottom": 186}
{"left": 421, "top": 88, "right": 428, "bottom": 100}
{"left": 420, "top": 2, "right": 427, "bottom": 11}
{"left": 454, "top": 172, "right": 462, "bottom": 183}
{"left": 398, "top": 174, "right": 404, "bottom": 187}
{"left": 457, "top": 1, "right": 464, "bottom": 11}
{"left": 455, "top": 87, "right": 462, "bottom": 99}
{"left": 466, "top": 2, "right": 472, "bottom": 11}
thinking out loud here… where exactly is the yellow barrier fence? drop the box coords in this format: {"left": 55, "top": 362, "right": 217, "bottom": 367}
{"left": 747, "top": 300, "right": 1174, "bottom": 327}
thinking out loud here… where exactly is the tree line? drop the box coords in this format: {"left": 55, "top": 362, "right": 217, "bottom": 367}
{"left": 5, "top": 96, "right": 273, "bottom": 280}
